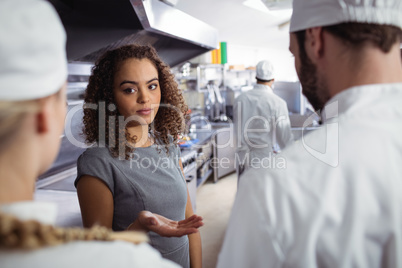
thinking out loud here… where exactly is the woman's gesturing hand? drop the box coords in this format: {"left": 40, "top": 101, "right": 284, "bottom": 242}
{"left": 130, "top": 211, "right": 204, "bottom": 237}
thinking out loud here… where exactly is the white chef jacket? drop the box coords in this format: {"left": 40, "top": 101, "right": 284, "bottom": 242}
{"left": 218, "top": 83, "right": 402, "bottom": 268}
{"left": 0, "top": 201, "right": 179, "bottom": 268}
{"left": 234, "top": 84, "right": 293, "bottom": 170}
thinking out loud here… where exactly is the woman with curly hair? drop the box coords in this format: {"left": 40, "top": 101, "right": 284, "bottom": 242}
{"left": 75, "top": 44, "right": 203, "bottom": 268}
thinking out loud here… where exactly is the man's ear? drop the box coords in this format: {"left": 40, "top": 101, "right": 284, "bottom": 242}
{"left": 304, "top": 27, "right": 325, "bottom": 63}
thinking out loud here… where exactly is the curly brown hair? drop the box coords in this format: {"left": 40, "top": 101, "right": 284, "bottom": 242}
{"left": 83, "top": 44, "right": 188, "bottom": 159}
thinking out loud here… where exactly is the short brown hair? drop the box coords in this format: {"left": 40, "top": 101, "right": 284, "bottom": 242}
{"left": 323, "top": 22, "right": 402, "bottom": 53}
{"left": 295, "top": 23, "right": 402, "bottom": 55}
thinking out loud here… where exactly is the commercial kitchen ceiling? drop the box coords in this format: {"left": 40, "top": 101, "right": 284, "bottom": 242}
{"left": 174, "top": 0, "right": 293, "bottom": 50}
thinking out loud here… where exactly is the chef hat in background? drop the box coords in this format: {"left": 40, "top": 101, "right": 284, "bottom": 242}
{"left": 290, "top": 0, "right": 402, "bottom": 33}
{"left": 256, "top": 60, "right": 275, "bottom": 81}
{"left": 0, "top": 0, "right": 67, "bottom": 101}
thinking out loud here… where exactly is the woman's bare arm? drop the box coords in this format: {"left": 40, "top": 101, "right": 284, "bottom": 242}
{"left": 77, "top": 174, "right": 203, "bottom": 238}
{"left": 76, "top": 175, "right": 114, "bottom": 228}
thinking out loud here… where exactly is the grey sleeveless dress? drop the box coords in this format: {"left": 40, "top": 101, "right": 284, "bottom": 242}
{"left": 75, "top": 141, "right": 189, "bottom": 268}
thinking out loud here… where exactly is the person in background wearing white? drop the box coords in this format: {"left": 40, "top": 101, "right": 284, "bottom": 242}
{"left": 218, "top": 0, "right": 402, "bottom": 267}
{"left": 0, "top": 0, "right": 179, "bottom": 267}
{"left": 234, "top": 60, "right": 293, "bottom": 178}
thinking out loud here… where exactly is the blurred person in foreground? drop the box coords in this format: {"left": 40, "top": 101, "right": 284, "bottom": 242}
{"left": 0, "top": 0, "right": 179, "bottom": 267}
{"left": 234, "top": 59, "right": 293, "bottom": 178}
{"left": 218, "top": 0, "right": 402, "bottom": 267}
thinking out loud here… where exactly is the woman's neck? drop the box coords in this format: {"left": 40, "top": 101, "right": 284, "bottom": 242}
{"left": 0, "top": 147, "right": 37, "bottom": 203}
{"left": 126, "top": 124, "right": 152, "bottom": 147}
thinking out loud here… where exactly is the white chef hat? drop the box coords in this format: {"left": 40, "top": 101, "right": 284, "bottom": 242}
{"left": 290, "top": 0, "right": 402, "bottom": 33}
{"left": 0, "top": 0, "right": 67, "bottom": 101}
{"left": 256, "top": 60, "right": 275, "bottom": 81}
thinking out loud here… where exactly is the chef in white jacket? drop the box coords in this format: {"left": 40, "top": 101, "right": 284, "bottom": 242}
{"left": 234, "top": 60, "right": 293, "bottom": 177}
{"left": 218, "top": 0, "right": 402, "bottom": 267}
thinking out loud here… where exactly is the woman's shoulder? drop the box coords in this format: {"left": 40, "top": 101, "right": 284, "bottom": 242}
{"left": 82, "top": 146, "right": 112, "bottom": 157}
{"left": 77, "top": 146, "right": 114, "bottom": 165}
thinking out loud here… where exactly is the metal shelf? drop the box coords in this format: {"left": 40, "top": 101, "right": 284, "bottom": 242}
{"left": 197, "top": 169, "right": 213, "bottom": 187}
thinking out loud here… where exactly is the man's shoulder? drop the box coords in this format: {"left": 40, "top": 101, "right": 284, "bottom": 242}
{"left": 235, "top": 88, "right": 277, "bottom": 104}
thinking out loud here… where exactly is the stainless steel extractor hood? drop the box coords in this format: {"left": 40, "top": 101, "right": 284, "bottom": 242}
{"left": 48, "top": 0, "right": 218, "bottom": 67}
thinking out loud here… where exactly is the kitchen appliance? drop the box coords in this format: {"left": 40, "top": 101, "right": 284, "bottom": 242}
{"left": 206, "top": 83, "right": 228, "bottom": 122}
{"left": 272, "top": 81, "right": 305, "bottom": 114}
{"left": 180, "top": 150, "right": 198, "bottom": 212}
{"left": 212, "top": 123, "right": 236, "bottom": 182}
{"left": 48, "top": 0, "right": 218, "bottom": 67}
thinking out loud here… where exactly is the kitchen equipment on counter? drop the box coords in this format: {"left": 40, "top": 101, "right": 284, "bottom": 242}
{"left": 180, "top": 150, "right": 198, "bottom": 212}
{"left": 185, "top": 137, "right": 214, "bottom": 187}
{"left": 206, "top": 82, "right": 228, "bottom": 122}
{"left": 197, "top": 160, "right": 211, "bottom": 183}
{"left": 205, "top": 83, "right": 215, "bottom": 120}
{"left": 179, "top": 139, "right": 200, "bottom": 149}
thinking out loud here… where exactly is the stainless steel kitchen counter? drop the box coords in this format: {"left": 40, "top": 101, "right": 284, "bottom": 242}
{"left": 182, "top": 121, "right": 236, "bottom": 184}
{"left": 34, "top": 188, "right": 82, "bottom": 228}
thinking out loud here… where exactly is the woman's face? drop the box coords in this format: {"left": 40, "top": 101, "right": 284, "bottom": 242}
{"left": 113, "top": 58, "right": 161, "bottom": 126}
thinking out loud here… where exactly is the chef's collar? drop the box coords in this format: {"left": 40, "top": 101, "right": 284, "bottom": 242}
{"left": 321, "top": 83, "right": 402, "bottom": 124}
{"left": 255, "top": 84, "right": 273, "bottom": 93}
{"left": 0, "top": 201, "right": 57, "bottom": 225}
